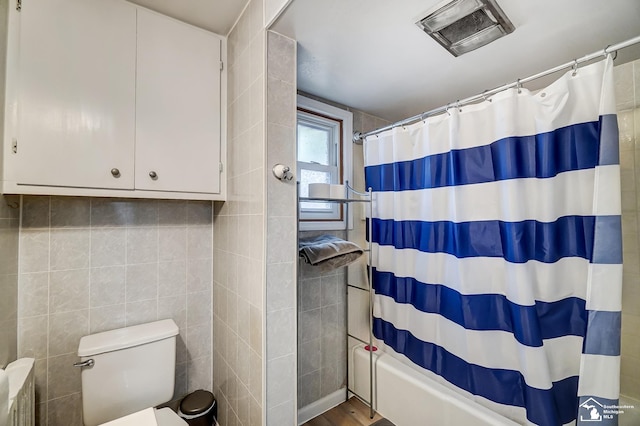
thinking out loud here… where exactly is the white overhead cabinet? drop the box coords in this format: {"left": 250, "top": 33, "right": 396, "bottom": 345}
{"left": 135, "top": 8, "right": 221, "bottom": 194}
{"left": 11, "top": 0, "right": 137, "bottom": 190}
{"left": 2, "top": 0, "right": 226, "bottom": 200}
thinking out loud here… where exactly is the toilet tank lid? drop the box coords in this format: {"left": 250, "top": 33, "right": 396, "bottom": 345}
{"left": 78, "top": 319, "right": 179, "bottom": 357}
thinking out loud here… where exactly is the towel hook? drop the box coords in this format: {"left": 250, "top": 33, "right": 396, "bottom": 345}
{"left": 272, "top": 164, "right": 294, "bottom": 181}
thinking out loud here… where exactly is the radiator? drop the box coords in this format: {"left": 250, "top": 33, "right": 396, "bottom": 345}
{"left": 2, "top": 358, "right": 35, "bottom": 426}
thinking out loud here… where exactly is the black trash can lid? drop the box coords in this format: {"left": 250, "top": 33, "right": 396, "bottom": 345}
{"left": 180, "top": 390, "right": 215, "bottom": 416}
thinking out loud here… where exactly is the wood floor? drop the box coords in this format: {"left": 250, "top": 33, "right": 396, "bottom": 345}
{"left": 301, "top": 397, "right": 385, "bottom": 426}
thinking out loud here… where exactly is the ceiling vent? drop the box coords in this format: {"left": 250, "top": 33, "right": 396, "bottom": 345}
{"left": 416, "top": 0, "right": 514, "bottom": 57}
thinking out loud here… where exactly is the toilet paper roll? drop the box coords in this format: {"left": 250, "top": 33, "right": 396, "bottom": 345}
{"left": 329, "top": 184, "right": 347, "bottom": 198}
{"left": 308, "top": 183, "right": 330, "bottom": 198}
{"left": 308, "top": 183, "right": 347, "bottom": 199}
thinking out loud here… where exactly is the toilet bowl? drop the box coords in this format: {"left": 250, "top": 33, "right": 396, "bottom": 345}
{"left": 76, "top": 320, "right": 182, "bottom": 426}
{"left": 101, "top": 407, "right": 186, "bottom": 426}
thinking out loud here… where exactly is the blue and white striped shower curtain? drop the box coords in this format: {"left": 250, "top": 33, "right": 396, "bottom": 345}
{"left": 364, "top": 57, "right": 622, "bottom": 426}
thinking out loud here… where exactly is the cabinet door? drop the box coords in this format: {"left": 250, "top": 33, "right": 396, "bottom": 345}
{"left": 135, "top": 9, "right": 222, "bottom": 194}
{"left": 14, "top": 0, "right": 136, "bottom": 189}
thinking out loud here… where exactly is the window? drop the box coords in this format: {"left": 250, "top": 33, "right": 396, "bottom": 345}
{"left": 297, "top": 95, "right": 353, "bottom": 230}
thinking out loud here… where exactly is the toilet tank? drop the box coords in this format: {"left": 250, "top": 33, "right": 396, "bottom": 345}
{"left": 77, "top": 319, "right": 179, "bottom": 426}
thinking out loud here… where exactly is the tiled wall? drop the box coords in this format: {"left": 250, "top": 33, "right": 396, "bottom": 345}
{"left": 297, "top": 244, "right": 347, "bottom": 408}
{"left": 265, "top": 30, "right": 297, "bottom": 424}
{"left": 616, "top": 58, "right": 640, "bottom": 401}
{"left": 213, "top": 0, "right": 265, "bottom": 424}
{"left": 17, "top": 196, "right": 213, "bottom": 426}
{"left": 0, "top": 196, "right": 19, "bottom": 368}
{"left": 296, "top": 106, "right": 390, "bottom": 411}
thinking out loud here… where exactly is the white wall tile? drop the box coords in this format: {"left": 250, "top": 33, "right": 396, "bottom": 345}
{"left": 18, "top": 315, "right": 48, "bottom": 359}
{"left": 266, "top": 354, "right": 295, "bottom": 408}
{"left": 18, "top": 272, "right": 48, "bottom": 318}
{"left": 187, "top": 290, "right": 212, "bottom": 326}
{"left": 125, "top": 263, "right": 158, "bottom": 302}
{"left": 22, "top": 196, "right": 50, "bottom": 229}
{"left": 187, "top": 322, "right": 212, "bottom": 360}
{"left": 20, "top": 231, "right": 50, "bottom": 273}
{"left": 50, "top": 228, "right": 90, "bottom": 271}
{"left": 158, "top": 295, "right": 187, "bottom": 331}
{"left": 47, "top": 392, "right": 83, "bottom": 426}
{"left": 125, "top": 300, "right": 157, "bottom": 326}
{"left": 158, "top": 227, "right": 187, "bottom": 262}
{"left": 90, "top": 199, "right": 132, "bottom": 227}
{"left": 48, "top": 309, "right": 88, "bottom": 356}
{"left": 187, "top": 258, "right": 212, "bottom": 294}
{"left": 47, "top": 353, "right": 81, "bottom": 399}
{"left": 49, "top": 269, "right": 89, "bottom": 313}
{"left": 267, "top": 400, "right": 295, "bottom": 426}
{"left": 266, "top": 308, "right": 295, "bottom": 360}
{"left": 215, "top": 1, "right": 266, "bottom": 422}
{"left": 128, "top": 200, "right": 158, "bottom": 227}
{"left": 187, "top": 226, "right": 213, "bottom": 259}
{"left": 90, "top": 228, "right": 126, "bottom": 267}
{"left": 50, "top": 197, "right": 90, "bottom": 228}
{"left": 158, "top": 200, "right": 187, "bottom": 226}
{"left": 126, "top": 227, "right": 158, "bottom": 264}
{"left": 615, "top": 62, "right": 634, "bottom": 110}
{"left": 89, "top": 304, "right": 126, "bottom": 334}
{"left": 90, "top": 266, "right": 125, "bottom": 308}
{"left": 266, "top": 262, "right": 295, "bottom": 312}
{"left": 158, "top": 260, "right": 187, "bottom": 297}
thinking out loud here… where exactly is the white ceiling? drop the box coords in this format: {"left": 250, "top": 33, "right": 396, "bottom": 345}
{"left": 271, "top": 0, "right": 640, "bottom": 122}
{"left": 127, "top": 0, "right": 249, "bottom": 35}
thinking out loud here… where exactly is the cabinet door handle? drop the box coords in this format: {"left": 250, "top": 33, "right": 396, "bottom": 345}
{"left": 149, "top": 171, "right": 158, "bottom": 180}
{"left": 111, "top": 168, "right": 120, "bottom": 177}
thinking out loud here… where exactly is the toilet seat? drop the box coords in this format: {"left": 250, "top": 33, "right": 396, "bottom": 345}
{"left": 155, "top": 408, "right": 188, "bottom": 426}
{"left": 100, "top": 407, "right": 187, "bottom": 426}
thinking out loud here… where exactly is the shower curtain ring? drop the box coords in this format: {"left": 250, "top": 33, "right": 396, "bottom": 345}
{"left": 516, "top": 79, "right": 522, "bottom": 94}
{"left": 572, "top": 60, "right": 578, "bottom": 77}
{"left": 445, "top": 103, "right": 451, "bottom": 116}
{"left": 456, "top": 100, "right": 461, "bottom": 112}
{"left": 604, "top": 45, "right": 618, "bottom": 60}
{"left": 482, "top": 90, "right": 492, "bottom": 102}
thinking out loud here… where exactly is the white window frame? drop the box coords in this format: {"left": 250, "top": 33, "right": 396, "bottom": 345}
{"left": 297, "top": 95, "right": 353, "bottom": 231}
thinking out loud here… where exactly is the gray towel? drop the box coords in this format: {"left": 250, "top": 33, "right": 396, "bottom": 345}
{"left": 298, "top": 235, "right": 364, "bottom": 272}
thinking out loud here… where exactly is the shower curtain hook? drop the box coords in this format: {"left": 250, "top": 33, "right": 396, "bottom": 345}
{"left": 445, "top": 103, "right": 451, "bottom": 116}
{"left": 516, "top": 79, "right": 522, "bottom": 94}
{"left": 456, "top": 100, "right": 461, "bottom": 112}
{"left": 482, "top": 90, "right": 492, "bottom": 102}
{"left": 572, "top": 60, "right": 578, "bottom": 77}
{"left": 604, "top": 45, "right": 618, "bottom": 60}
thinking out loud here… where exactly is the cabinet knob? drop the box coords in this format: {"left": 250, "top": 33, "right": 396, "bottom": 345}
{"left": 111, "top": 168, "right": 120, "bottom": 178}
{"left": 149, "top": 171, "right": 158, "bottom": 180}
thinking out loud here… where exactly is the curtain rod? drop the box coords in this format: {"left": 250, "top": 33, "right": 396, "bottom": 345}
{"left": 353, "top": 34, "right": 640, "bottom": 143}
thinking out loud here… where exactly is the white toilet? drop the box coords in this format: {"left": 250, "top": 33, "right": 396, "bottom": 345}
{"left": 76, "top": 319, "right": 187, "bottom": 426}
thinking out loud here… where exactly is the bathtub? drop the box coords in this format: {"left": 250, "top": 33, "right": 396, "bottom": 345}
{"left": 349, "top": 345, "right": 520, "bottom": 426}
